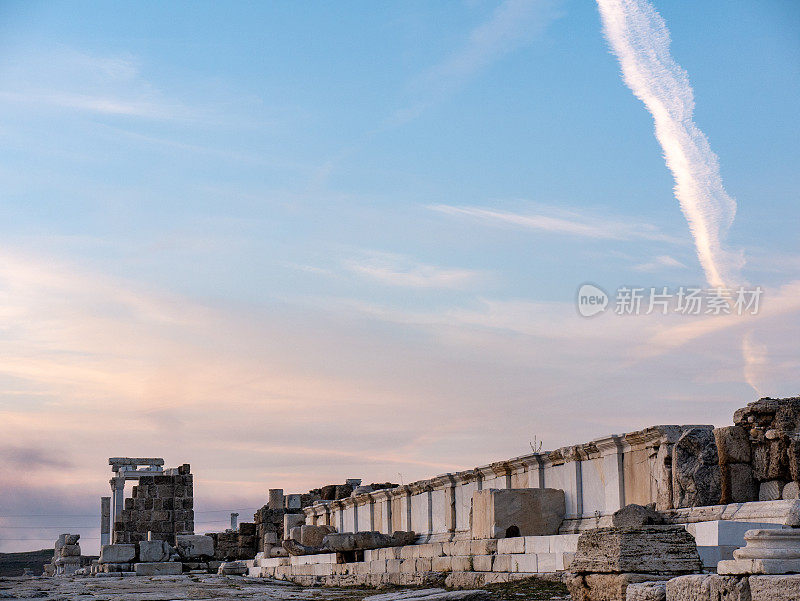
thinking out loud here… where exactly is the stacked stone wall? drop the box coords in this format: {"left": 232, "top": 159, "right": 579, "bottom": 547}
{"left": 113, "top": 464, "right": 194, "bottom": 545}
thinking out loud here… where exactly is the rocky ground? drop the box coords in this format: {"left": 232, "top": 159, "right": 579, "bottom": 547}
{"left": 0, "top": 575, "right": 570, "bottom": 601}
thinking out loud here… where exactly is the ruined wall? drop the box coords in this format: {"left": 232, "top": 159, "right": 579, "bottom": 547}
{"left": 113, "top": 464, "right": 194, "bottom": 544}
{"left": 207, "top": 523, "right": 258, "bottom": 560}
{"left": 302, "top": 397, "right": 800, "bottom": 538}
{"left": 730, "top": 397, "right": 800, "bottom": 501}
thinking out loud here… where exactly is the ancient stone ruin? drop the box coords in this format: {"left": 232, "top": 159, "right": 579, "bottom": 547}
{"left": 39, "top": 396, "right": 800, "bottom": 601}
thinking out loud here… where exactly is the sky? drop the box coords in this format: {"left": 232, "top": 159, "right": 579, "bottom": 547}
{"left": 0, "top": 0, "right": 798, "bottom": 554}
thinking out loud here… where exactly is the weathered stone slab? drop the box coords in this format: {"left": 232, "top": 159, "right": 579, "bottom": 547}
{"left": 718, "top": 558, "right": 800, "bottom": 575}
{"left": 760, "top": 480, "right": 785, "bottom": 501}
{"left": 612, "top": 504, "right": 664, "bottom": 528}
{"left": 363, "top": 589, "right": 490, "bottom": 601}
{"left": 175, "top": 534, "right": 214, "bottom": 559}
{"left": 284, "top": 513, "right": 305, "bottom": 539}
{"left": 470, "top": 488, "right": 565, "bottom": 539}
{"left": 748, "top": 574, "right": 800, "bottom": 600}
{"left": 569, "top": 526, "right": 701, "bottom": 575}
{"left": 672, "top": 427, "right": 721, "bottom": 508}
{"left": 139, "top": 539, "right": 174, "bottom": 562}
{"left": 566, "top": 572, "right": 665, "bottom": 601}
{"left": 624, "top": 581, "right": 666, "bottom": 601}
{"left": 715, "top": 426, "right": 752, "bottom": 464}
{"left": 134, "top": 561, "right": 182, "bottom": 575}
{"left": 782, "top": 482, "right": 799, "bottom": 500}
{"left": 218, "top": 560, "right": 248, "bottom": 575}
{"left": 300, "top": 524, "right": 337, "bottom": 547}
{"left": 665, "top": 574, "right": 750, "bottom": 601}
{"left": 717, "top": 528, "right": 800, "bottom": 574}
{"left": 99, "top": 544, "right": 136, "bottom": 564}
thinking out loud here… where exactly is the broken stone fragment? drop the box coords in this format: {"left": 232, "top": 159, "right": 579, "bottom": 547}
{"left": 299, "top": 524, "right": 336, "bottom": 547}
{"left": 133, "top": 561, "right": 182, "bottom": 576}
{"left": 715, "top": 426, "right": 752, "bottom": 464}
{"left": 99, "top": 543, "right": 136, "bottom": 564}
{"left": 218, "top": 560, "right": 247, "bottom": 575}
{"left": 175, "top": 534, "right": 215, "bottom": 559}
{"left": 569, "top": 526, "right": 702, "bottom": 575}
{"left": 282, "top": 538, "right": 322, "bottom": 556}
{"left": 623, "top": 581, "right": 666, "bottom": 601}
{"left": 138, "top": 539, "right": 174, "bottom": 562}
{"left": 611, "top": 504, "right": 664, "bottom": 528}
{"left": 320, "top": 530, "right": 416, "bottom": 552}
{"left": 672, "top": 427, "right": 721, "bottom": 508}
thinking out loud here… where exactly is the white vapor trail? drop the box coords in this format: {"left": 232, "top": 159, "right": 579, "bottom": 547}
{"left": 596, "top": 0, "right": 740, "bottom": 288}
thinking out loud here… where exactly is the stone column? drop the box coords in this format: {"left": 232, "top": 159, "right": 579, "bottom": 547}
{"left": 373, "top": 490, "right": 392, "bottom": 534}
{"left": 109, "top": 476, "right": 125, "bottom": 541}
{"left": 268, "top": 489, "right": 284, "bottom": 510}
{"left": 230, "top": 512, "right": 239, "bottom": 531}
{"left": 594, "top": 434, "right": 625, "bottom": 514}
{"left": 100, "top": 497, "right": 111, "bottom": 547}
{"left": 444, "top": 479, "right": 457, "bottom": 533}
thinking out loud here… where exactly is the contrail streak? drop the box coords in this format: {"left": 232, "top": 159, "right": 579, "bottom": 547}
{"left": 596, "top": 0, "right": 740, "bottom": 288}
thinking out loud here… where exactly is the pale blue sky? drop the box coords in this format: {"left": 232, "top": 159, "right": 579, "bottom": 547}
{"left": 0, "top": 1, "right": 798, "bottom": 552}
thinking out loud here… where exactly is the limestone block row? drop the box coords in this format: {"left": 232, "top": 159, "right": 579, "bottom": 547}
{"left": 496, "top": 534, "right": 581, "bottom": 555}
{"left": 666, "top": 574, "right": 800, "bottom": 601}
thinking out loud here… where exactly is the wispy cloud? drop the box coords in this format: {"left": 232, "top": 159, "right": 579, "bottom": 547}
{"left": 344, "top": 251, "right": 481, "bottom": 289}
{"left": 390, "top": 0, "right": 563, "bottom": 126}
{"left": 429, "top": 203, "right": 682, "bottom": 243}
{"left": 596, "top": 0, "right": 741, "bottom": 287}
{"left": 633, "top": 254, "right": 687, "bottom": 272}
{"left": 311, "top": 0, "right": 563, "bottom": 188}
{"left": 0, "top": 47, "right": 184, "bottom": 120}
{"left": 742, "top": 330, "right": 767, "bottom": 396}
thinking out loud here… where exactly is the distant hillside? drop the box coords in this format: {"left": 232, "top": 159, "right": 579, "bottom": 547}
{"left": 0, "top": 549, "right": 54, "bottom": 577}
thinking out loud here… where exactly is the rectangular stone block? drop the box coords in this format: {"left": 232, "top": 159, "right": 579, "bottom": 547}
{"left": 386, "top": 559, "right": 401, "bottom": 572}
{"left": 175, "top": 534, "right": 214, "bottom": 559}
{"left": 134, "top": 562, "right": 182, "bottom": 576}
{"left": 449, "top": 556, "right": 472, "bottom": 572}
{"left": 511, "top": 553, "right": 538, "bottom": 573}
{"left": 493, "top": 554, "right": 513, "bottom": 572}
{"left": 537, "top": 553, "right": 558, "bottom": 573}
{"left": 695, "top": 546, "right": 738, "bottom": 569}
{"left": 525, "top": 536, "right": 550, "bottom": 553}
{"left": 715, "top": 426, "right": 752, "bottom": 464}
{"left": 471, "top": 488, "right": 565, "bottom": 539}
{"left": 416, "top": 543, "right": 443, "bottom": 557}
{"left": 570, "top": 526, "right": 702, "bottom": 575}
{"left": 471, "top": 539, "right": 498, "bottom": 555}
{"left": 431, "top": 556, "right": 452, "bottom": 572}
{"left": 472, "top": 555, "right": 493, "bottom": 572}
{"left": 99, "top": 544, "right": 136, "bottom": 564}
{"left": 399, "top": 559, "right": 416, "bottom": 573}
{"left": 449, "top": 540, "right": 472, "bottom": 556}
{"left": 369, "top": 560, "right": 387, "bottom": 574}
{"left": 718, "top": 558, "right": 800, "bottom": 575}
{"left": 749, "top": 575, "right": 800, "bottom": 601}
{"left": 313, "top": 563, "right": 333, "bottom": 576}
{"left": 685, "top": 521, "right": 782, "bottom": 546}
{"left": 400, "top": 545, "right": 417, "bottom": 559}
{"left": 551, "top": 534, "right": 581, "bottom": 553}
{"left": 497, "top": 537, "right": 525, "bottom": 554}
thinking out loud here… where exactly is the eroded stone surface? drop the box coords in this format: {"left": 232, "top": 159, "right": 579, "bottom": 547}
{"left": 624, "top": 581, "right": 666, "bottom": 601}
{"left": 611, "top": 505, "right": 664, "bottom": 528}
{"left": 0, "top": 575, "right": 493, "bottom": 601}
{"left": 569, "top": 526, "right": 702, "bottom": 575}
{"left": 672, "top": 427, "right": 721, "bottom": 508}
